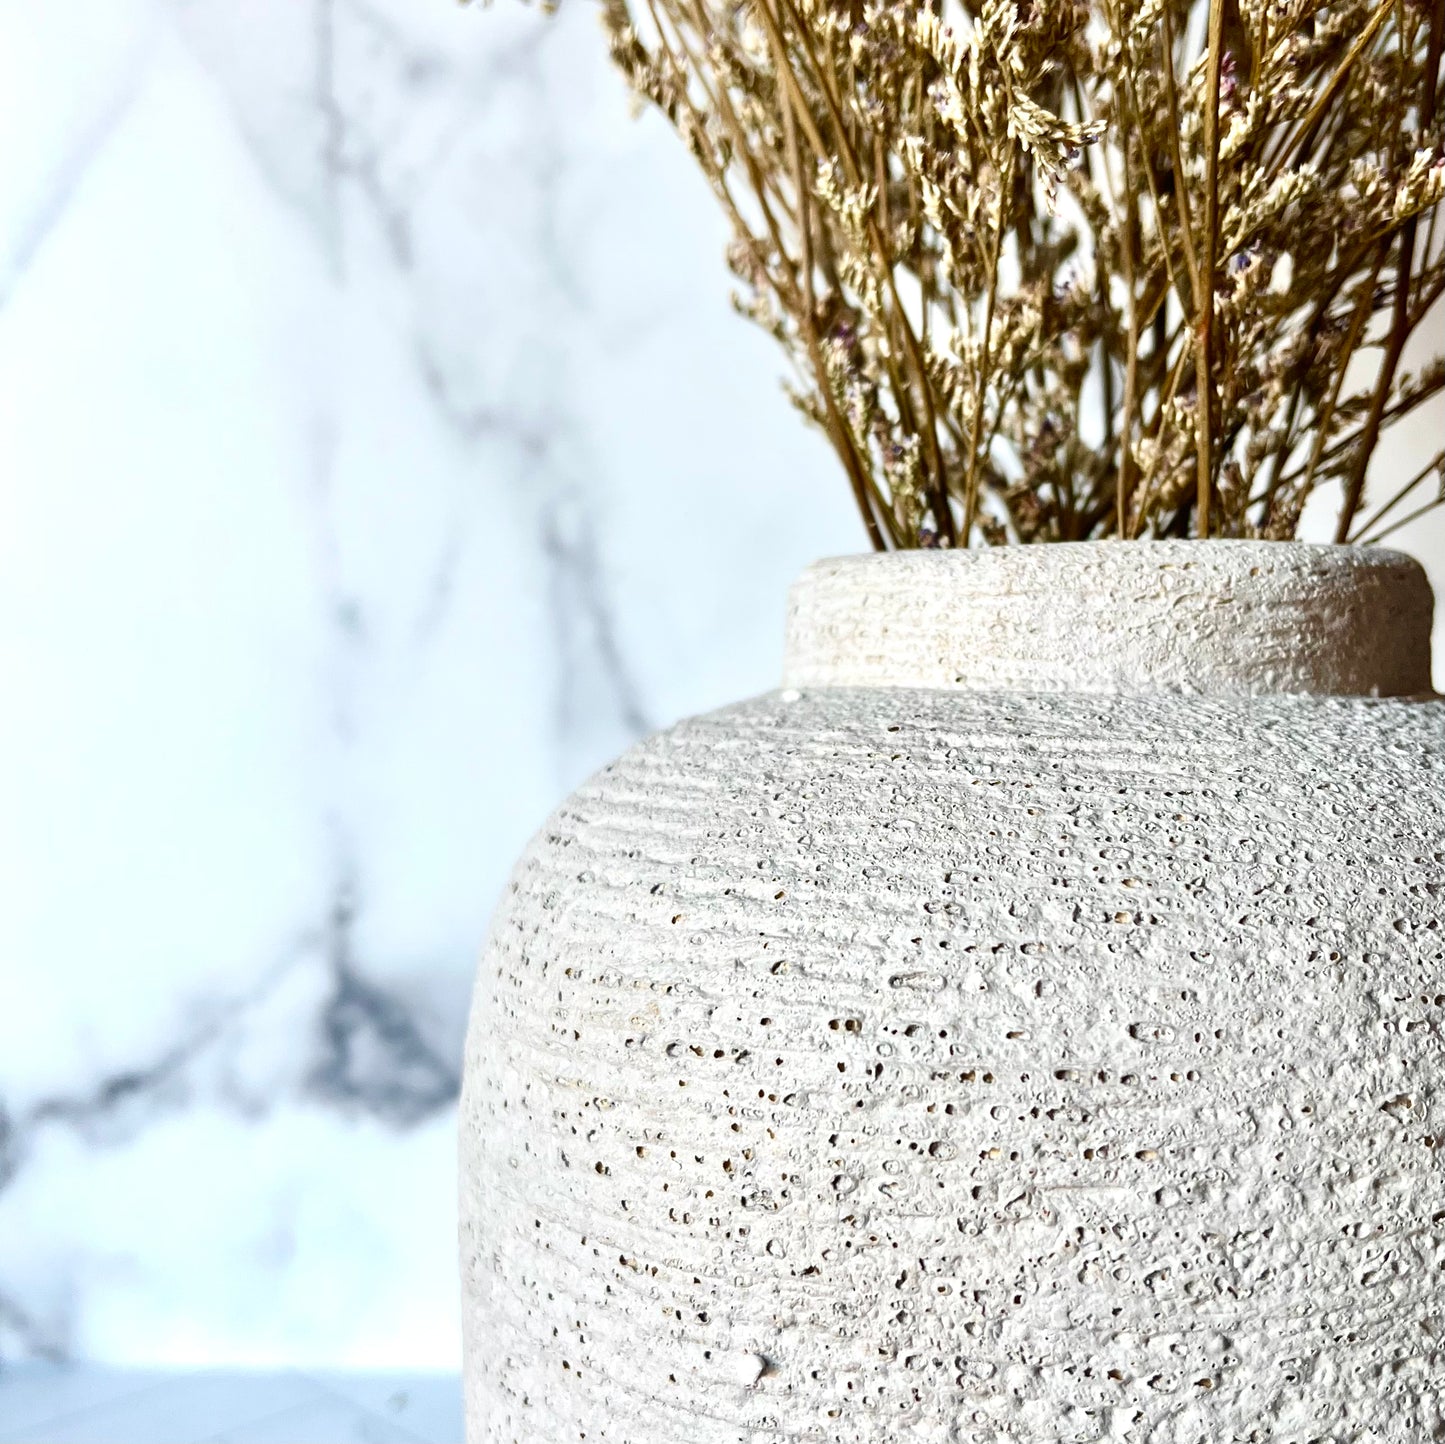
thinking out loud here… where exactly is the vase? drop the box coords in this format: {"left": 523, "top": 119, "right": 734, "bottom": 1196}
{"left": 460, "top": 540, "right": 1445, "bottom": 1443}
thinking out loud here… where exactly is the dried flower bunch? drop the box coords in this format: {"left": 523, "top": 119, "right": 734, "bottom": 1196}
{"left": 598, "top": 0, "right": 1445, "bottom": 547}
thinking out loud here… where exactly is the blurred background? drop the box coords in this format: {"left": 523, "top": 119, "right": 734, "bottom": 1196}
{"left": 0, "top": 0, "right": 1441, "bottom": 1406}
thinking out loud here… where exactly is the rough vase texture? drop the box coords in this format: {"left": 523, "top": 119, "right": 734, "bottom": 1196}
{"left": 460, "top": 541, "right": 1445, "bottom": 1443}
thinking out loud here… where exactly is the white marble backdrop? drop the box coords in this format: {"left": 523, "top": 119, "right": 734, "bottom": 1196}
{"left": 0, "top": 0, "right": 1440, "bottom": 1372}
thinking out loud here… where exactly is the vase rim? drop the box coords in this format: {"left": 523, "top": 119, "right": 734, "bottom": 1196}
{"left": 783, "top": 539, "right": 1436, "bottom": 698}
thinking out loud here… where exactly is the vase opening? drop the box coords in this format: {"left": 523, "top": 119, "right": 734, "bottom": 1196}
{"left": 783, "top": 539, "right": 1435, "bottom": 699}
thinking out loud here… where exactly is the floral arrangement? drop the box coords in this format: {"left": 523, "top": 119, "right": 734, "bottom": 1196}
{"left": 593, "top": 0, "right": 1445, "bottom": 548}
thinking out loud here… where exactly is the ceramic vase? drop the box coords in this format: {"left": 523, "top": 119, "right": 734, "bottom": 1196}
{"left": 460, "top": 540, "right": 1445, "bottom": 1443}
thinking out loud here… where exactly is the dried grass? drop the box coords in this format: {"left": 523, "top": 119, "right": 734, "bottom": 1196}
{"left": 587, "top": 0, "right": 1445, "bottom": 546}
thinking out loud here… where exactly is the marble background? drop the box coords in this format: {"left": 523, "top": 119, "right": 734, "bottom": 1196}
{"left": 0, "top": 0, "right": 1441, "bottom": 1372}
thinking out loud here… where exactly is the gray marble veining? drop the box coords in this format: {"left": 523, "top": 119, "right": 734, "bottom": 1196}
{"left": 0, "top": 0, "right": 858, "bottom": 1369}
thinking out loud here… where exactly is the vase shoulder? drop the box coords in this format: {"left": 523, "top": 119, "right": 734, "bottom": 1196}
{"left": 462, "top": 682, "right": 1445, "bottom": 1443}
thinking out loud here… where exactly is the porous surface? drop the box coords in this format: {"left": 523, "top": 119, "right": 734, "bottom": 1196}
{"left": 461, "top": 684, "right": 1445, "bottom": 1443}
{"left": 784, "top": 541, "right": 1435, "bottom": 697}
{"left": 461, "top": 544, "right": 1445, "bottom": 1442}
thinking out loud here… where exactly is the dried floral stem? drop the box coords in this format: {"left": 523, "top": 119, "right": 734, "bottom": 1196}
{"left": 1277, "top": 0, "right": 1396, "bottom": 175}
{"left": 1300, "top": 251, "right": 1385, "bottom": 503}
{"left": 1336, "top": 0, "right": 1445, "bottom": 541}
{"left": 579, "top": 0, "right": 1445, "bottom": 547}
{"left": 1196, "top": 0, "right": 1229, "bottom": 536}
{"left": 1353, "top": 448, "right": 1445, "bottom": 542}
{"left": 765, "top": 8, "right": 886, "bottom": 549}
{"left": 962, "top": 148, "right": 1014, "bottom": 543}
{"left": 1114, "top": 100, "right": 1142, "bottom": 536}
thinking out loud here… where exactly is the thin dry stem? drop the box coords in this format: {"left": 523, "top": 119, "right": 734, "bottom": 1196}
{"left": 582, "top": 0, "right": 1445, "bottom": 547}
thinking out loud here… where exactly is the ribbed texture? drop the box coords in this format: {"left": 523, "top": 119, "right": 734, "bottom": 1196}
{"left": 784, "top": 542, "right": 1435, "bottom": 697}
{"left": 461, "top": 685, "right": 1445, "bottom": 1443}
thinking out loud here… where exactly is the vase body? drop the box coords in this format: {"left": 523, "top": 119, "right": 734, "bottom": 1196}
{"left": 460, "top": 541, "right": 1445, "bottom": 1444}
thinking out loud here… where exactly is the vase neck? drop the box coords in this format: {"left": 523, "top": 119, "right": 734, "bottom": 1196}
{"left": 782, "top": 541, "right": 1434, "bottom": 698}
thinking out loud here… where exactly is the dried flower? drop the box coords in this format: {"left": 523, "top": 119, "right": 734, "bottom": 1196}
{"left": 576, "top": 0, "right": 1445, "bottom": 546}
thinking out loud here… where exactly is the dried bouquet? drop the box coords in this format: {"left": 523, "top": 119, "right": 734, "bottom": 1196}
{"left": 587, "top": 0, "right": 1445, "bottom": 548}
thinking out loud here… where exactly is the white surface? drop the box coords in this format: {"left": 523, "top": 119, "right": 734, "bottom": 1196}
{"left": 462, "top": 544, "right": 1445, "bottom": 1440}
{"left": 0, "top": 1365, "right": 462, "bottom": 1443}
{"left": 0, "top": 0, "right": 859, "bottom": 1371}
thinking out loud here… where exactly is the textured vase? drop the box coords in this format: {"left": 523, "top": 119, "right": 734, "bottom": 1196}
{"left": 460, "top": 540, "right": 1445, "bottom": 1444}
